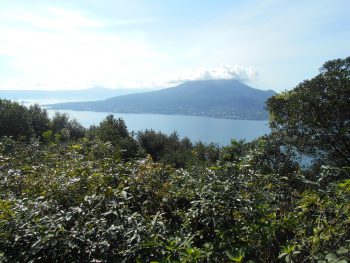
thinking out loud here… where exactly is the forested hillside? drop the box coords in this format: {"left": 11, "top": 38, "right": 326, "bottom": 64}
{"left": 0, "top": 57, "right": 349, "bottom": 262}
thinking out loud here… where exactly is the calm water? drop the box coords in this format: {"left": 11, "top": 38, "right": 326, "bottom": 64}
{"left": 47, "top": 109, "right": 270, "bottom": 146}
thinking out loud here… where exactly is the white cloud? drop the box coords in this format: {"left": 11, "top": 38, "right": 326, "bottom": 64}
{"left": 0, "top": 7, "right": 103, "bottom": 32}
{"left": 166, "top": 64, "right": 258, "bottom": 86}
{"left": 1, "top": 1, "right": 348, "bottom": 92}
{"left": 0, "top": 6, "right": 164, "bottom": 90}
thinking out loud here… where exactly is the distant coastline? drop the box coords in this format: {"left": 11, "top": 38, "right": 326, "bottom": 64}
{"left": 47, "top": 79, "right": 275, "bottom": 120}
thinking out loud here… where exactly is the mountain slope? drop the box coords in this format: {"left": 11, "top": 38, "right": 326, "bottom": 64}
{"left": 48, "top": 79, "right": 276, "bottom": 120}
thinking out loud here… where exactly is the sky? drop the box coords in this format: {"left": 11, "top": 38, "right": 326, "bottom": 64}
{"left": 0, "top": 0, "right": 349, "bottom": 92}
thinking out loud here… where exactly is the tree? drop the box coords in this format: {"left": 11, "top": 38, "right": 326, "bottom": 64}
{"left": 95, "top": 114, "right": 139, "bottom": 158}
{"left": 137, "top": 129, "right": 168, "bottom": 161}
{"left": 267, "top": 57, "right": 350, "bottom": 167}
{"left": 50, "top": 112, "right": 70, "bottom": 134}
{"left": 192, "top": 142, "right": 221, "bottom": 164}
{"left": 66, "top": 119, "right": 85, "bottom": 140}
{"left": 247, "top": 135, "right": 299, "bottom": 175}
{"left": 96, "top": 115, "right": 129, "bottom": 145}
{"left": 50, "top": 112, "right": 85, "bottom": 141}
{"left": 0, "top": 99, "right": 31, "bottom": 140}
{"left": 137, "top": 130, "right": 194, "bottom": 168}
{"left": 27, "top": 104, "right": 50, "bottom": 138}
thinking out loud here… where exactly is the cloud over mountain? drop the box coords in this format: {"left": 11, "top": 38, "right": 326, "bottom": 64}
{"left": 168, "top": 64, "right": 258, "bottom": 85}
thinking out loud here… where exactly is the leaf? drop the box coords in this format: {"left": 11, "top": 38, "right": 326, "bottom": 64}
{"left": 337, "top": 247, "right": 349, "bottom": 255}
{"left": 185, "top": 248, "right": 194, "bottom": 255}
{"left": 226, "top": 250, "right": 245, "bottom": 262}
{"left": 325, "top": 253, "right": 338, "bottom": 260}
{"left": 277, "top": 252, "right": 288, "bottom": 259}
{"left": 121, "top": 190, "right": 128, "bottom": 199}
{"left": 226, "top": 251, "right": 236, "bottom": 260}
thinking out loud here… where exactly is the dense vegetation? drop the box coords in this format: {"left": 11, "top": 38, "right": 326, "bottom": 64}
{"left": 0, "top": 57, "right": 349, "bottom": 262}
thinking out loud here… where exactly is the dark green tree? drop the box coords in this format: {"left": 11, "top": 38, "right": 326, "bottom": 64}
{"left": 66, "top": 119, "right": 85, "bottom": 139}
{"left": 50, "top": 112, "right": 70, "bottom": 134}
{"left": 267, "top": 57, "right": 350, "bottom": 167}
{"left": 0, "top": 99, "right": 31, "bottom": 140}
{"left": 192, "top": 142, "right": 221, "bottom": 164}
{"left": 137, "top": 129, "right": 193, "bottom": 168}
{"left": 96, "top": 114, "right": 128, "bottom": 145}
{"left": 247, "top": 135, "right": 299, "bottom": 175}
{"left": 95, "top": 114, "right": 139, "bottom": 158}
{"left": 50, "top": 112, "right": 85, "bottom": 140}
{"left": 137, "top": 129, "right": 167, "bottom": 161}
{"left": 162, "top": 132, "right": 193, "bottom": 168}
{"left": 27, "top": 104, "right": 50, "bottom": 138}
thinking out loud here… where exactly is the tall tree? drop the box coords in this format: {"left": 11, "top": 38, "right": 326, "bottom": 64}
{"left": 96, "top": 114, "right": 139, "bottom": 158}
{"left": 50, "top": 112, "right": 85, "bottom": 140}
{"left": 27, "top": 104, "right": 50, "bottom": 137}
{"left": 97, "top": 114, "right": 128, "bottom": 145}
{"left": 267, "top": 57, "right": 350, "bottom": 166}
{"left": 0, "top": 99, "right": 31, "bottom": 140}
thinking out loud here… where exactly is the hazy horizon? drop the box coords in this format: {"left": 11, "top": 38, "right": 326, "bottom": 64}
{"left": 0, "top": 78, "right": 276, "bottom": 92}
{"left": 0, "top": 0, "right": 349, "bottom": 92}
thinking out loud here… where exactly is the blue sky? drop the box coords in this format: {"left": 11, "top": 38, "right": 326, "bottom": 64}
{"left": 0, "top": 0, "right": 349, "bottom": 91}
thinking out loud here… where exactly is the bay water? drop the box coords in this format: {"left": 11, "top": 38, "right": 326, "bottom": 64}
{"left": 47, "top": 109, "right": 269, "bottom": 146}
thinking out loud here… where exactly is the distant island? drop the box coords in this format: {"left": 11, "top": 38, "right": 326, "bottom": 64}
{"left": 48, "top": 79, "right": 276, "bottom": 120}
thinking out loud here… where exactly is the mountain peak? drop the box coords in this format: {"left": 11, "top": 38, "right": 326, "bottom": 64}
{"left": 49, "top": 79, "right": 276, "bottom": 120}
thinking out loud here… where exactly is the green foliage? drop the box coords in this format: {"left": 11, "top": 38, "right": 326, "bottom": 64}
{"left": 1, "top": 134, "right": 348, "bottom": 262}
{"left": 137, "top": 129, "right": 168, "bottom": 161}
{"left": 92, "top": 114, "right": 140, "bottom": 159}
{"left": 0, "top": 99, "right": 33, "bottom": 140}
{"left": 192, "top": 142, "right": 221, "bottom": 164}
{"left": 27, "top": 104, "right": 50, "bottom": 137}
{"left": 50, "top": 112, "right": 86, "bottom": 141}
{"left": 96, "top": 114, "right": 129, "bottom": 143}
{"left": 137, "top": 130, "right": 193, "bottom": 168}
{"left": 1, "top": 57, "right": 350, "bottom": 262}
{"left": 267, "top": 57, "right": 350, "bottom": 167}
{"left": 247, "top": 134, "right": 299, "bottom": 175}
{"left": 0, "top": 100, "right": 85, "bottom": 142}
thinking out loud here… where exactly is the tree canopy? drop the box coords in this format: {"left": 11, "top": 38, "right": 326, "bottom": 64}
{"left": 267, "top": 57, "right": 350, "bottom": 167}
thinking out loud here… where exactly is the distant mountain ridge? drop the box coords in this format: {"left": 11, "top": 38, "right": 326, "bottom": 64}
{"left": 48, "top": 79, "right": 276, "bottom": 120}
{"left": 0, "top": 87, "right": 146, "bottom": 102}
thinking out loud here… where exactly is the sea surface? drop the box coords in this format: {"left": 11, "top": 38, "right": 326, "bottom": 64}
{"left": 17, "top": 99, "right": 270, "bottom": 146}
{"left": 47, "top": 109, "right": 269, "bottom": 146}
